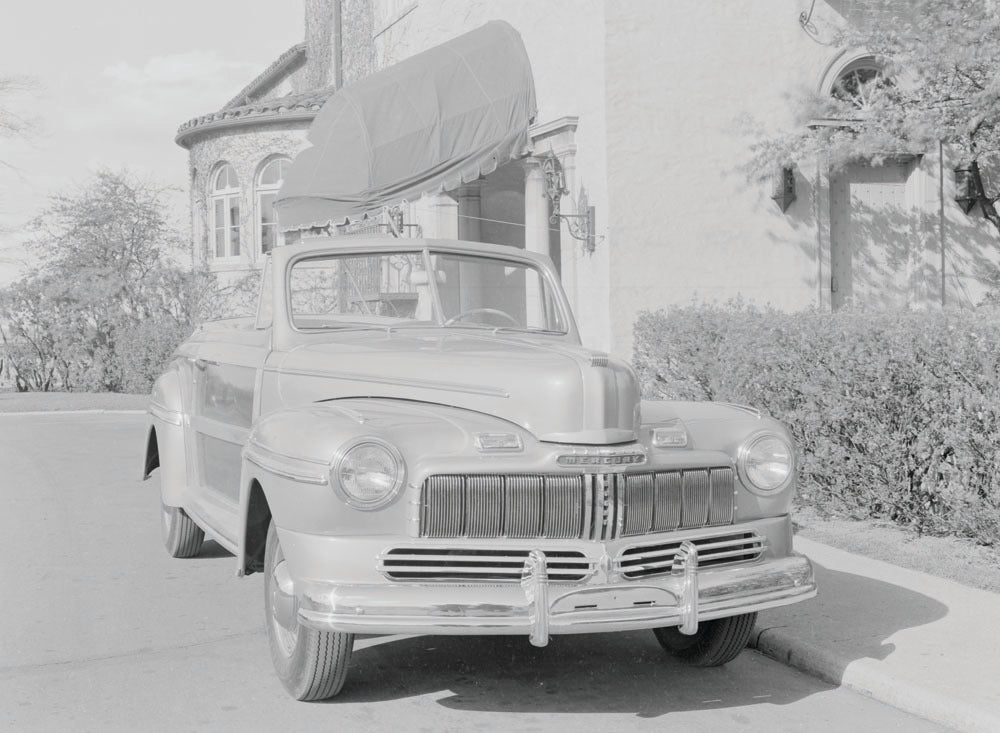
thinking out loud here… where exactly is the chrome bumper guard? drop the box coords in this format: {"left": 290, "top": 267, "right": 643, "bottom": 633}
{"left": 296, "top": 545, "right": 816, "bottom": 645}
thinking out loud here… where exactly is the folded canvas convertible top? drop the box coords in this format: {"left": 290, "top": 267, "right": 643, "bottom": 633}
{"left": 275, "top": 20, "right": 537, "bottom": 231}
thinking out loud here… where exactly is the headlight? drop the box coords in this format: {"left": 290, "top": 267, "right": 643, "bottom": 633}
{"left": 332, "top": 438, "right": 405, "bottom": 510}
{"left": 737, "top": 433, "right": 794, "bottom": 494}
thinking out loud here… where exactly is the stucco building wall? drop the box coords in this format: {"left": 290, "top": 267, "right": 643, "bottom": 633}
{"left": 604, "top": 0, "right": 1000, "bottom": 356}
{"left": 605, "top": 1, "right": 831, "bottom": 356}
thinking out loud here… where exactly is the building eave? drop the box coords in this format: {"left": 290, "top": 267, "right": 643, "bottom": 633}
{"left": 175, "top": 111, "right": 319, "bottom": 148}
{"left": 223, "top": 43, "right": 308, "bottom": 109}
{"left": 175, "top": 86, "right": 337, "bottom": 148}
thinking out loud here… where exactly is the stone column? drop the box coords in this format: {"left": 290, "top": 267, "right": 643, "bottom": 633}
{"left": 456, "top": 183, "right": 482, "bottom": 242}
{"left": 418, "top": 192, "right": 458, "bottom": 239}
{"left": 456, "top": 183, "right": 484, "bottom": 311}
{"left": 524, "top": 159, "right": 550, "bottom": 258}
{"left": 523, "top": 159, "right": 551, "bottom": 327}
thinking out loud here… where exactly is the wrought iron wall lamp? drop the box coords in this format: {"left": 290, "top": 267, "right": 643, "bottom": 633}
{"left": 770, "top": 167, "right": 796, "bottom": 212}
{"left": 953, "top": 166, "right": 978, "bottom": 214}
{"left": 541, "top": 154, "right": 598, "bottom": 253}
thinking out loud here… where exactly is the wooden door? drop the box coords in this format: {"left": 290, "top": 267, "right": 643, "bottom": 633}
{"left": 185, "top": 332, "right": 268, "bottom": 546}
{"left": 830, "top": 160, "right": 915, "bottom": 309}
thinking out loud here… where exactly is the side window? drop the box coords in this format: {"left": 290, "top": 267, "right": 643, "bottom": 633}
{"left": 255, "top": 256, "right": 274, "bottom": 329}
{"left": 211, "top": 164, "right": 241, "bottom": 258}
{"left": 257, "top": 158, "right": 291, "bottom": 254}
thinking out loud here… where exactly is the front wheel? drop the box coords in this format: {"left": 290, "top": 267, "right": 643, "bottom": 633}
{"left": 653, "top": 612, "right": 757, "bottom": 667}
{"left": 264, "top": 521, "right": 354, "bottom": 700}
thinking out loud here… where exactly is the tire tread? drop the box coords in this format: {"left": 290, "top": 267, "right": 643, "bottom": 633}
{"left": 163, "top": 504, "right": 205, "bottom": 558}
{"left": 654, "top": 612, "right": 757, "bottom": 667}
{"left": 264, "top": 521, "right": 353, "bottom": 701}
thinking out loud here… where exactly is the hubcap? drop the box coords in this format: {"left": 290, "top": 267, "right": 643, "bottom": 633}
{"left": 268, "top": 546, "right": 299, "bottom": 655}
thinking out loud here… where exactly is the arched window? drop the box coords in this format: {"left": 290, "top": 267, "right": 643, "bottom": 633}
{"left": 830, "top": 57, "right": 889, "bottom": 112}
{"left": 211, "top": 164, "right": 241, "bottom": 258}
{"left": 257, "top": 158, "right": 291, "bottom": 254}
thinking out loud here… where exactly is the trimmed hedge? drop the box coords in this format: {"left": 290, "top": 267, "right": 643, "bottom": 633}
{"left": 633, "top": 302, "right": 1000, "bottom": 546}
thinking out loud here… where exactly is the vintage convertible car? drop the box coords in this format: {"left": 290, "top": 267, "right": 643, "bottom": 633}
{"left": 143, "top": 236, "right": 815, "bottom": 700}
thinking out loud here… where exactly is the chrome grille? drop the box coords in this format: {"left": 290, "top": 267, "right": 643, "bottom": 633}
{"left": 419, "top": 468, "right": 735, "bottom": 540}
{"left": 616, "top": 531, "right": 765, "bottom": 579}
{"left": 379, "top": 548, "right": 593, "bottom": 582}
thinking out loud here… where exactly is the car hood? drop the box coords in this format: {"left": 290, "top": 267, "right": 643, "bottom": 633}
{"left": 270, "top": 329, "right": 640, "bottom": 444}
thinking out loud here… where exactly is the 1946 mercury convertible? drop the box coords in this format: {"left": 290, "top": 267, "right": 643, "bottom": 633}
{"left": 143, "top": 236, "right": 816, "bottom": 700}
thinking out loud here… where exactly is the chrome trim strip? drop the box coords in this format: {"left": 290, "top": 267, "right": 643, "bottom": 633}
{"left": 377, "top": 546, "right": 597, "bottom": 583}
{"left": 614, "top": 474, "right": 626, "bottom": 539}
{"left": 245, "top": 440, "right": 330, "bottom": 467}
{"left": 245, "top": 453, "right": 328, "bottom": 486}
{"left": 148, "top": 402, "right": 182, "bottom": 426}
{"left": 615, "top": 529, "right": 766, "bottom": 577}
{"left": 265, "top": 366, "right": 510, "bottom": 398}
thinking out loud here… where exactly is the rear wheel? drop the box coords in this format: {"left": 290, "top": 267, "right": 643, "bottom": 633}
{"left": 160, "top": 503, "right": 204, "bottom": 558}
{"left": 264, "top": 521, "right": 354, "bottom": 700}
{"left": 653, "top": 612, "right": 757, "bottom": 667}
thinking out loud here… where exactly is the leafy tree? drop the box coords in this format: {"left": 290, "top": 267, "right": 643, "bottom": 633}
{"left": 751, "top": 0, "right": 1000, "bottom": 232}
{"left": 1, "top": 170, "right": 241, "bottom": 393}
{"left": 0, "top": 274, "right": 75, "bottom": 391}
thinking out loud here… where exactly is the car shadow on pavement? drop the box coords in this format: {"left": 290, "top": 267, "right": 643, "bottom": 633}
{"left": 753, "top": 562, "right": 949, "bottom": 679}
{"left": 196, "top": 540, "right": 233, "bottom": 559}
{"left": 327, "top": 631, "right": 838, "bottom": 717}
{"left": 320, "top": 561, "right": 949, "bottom": 716}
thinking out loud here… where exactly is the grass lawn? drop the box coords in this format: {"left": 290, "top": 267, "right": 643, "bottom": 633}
{"left": 794, "top": 504, "right": 1000, "bottom": 594}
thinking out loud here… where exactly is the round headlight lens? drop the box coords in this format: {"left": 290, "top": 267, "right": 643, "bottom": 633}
{"left": 335, "top": 440, "right": 404, "bottom": 509}
{"left": 739, "top": 434, "right": 794, "bottom": 494}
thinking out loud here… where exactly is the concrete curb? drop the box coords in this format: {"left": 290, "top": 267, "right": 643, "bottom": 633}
{"left": 0, "top": 409, "right": 147, "bottom": 417}
{"left": 750, "top": 623, "right": 1000, "bottom": 733}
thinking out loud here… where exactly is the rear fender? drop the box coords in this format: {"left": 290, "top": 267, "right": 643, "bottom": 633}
{"left": 146, "top": 367, "right": 189, "bottom": 506}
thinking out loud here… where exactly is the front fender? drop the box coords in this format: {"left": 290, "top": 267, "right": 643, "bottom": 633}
{"left": 235, "top": 398, "right": 529, "bottom": 575}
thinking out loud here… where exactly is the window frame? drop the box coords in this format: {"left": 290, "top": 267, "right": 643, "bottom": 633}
{"left": 210, "top": 164, "right": 242, "bottom": 260}
{"left": 255, "top": 157, "right": 291, "bottom": 256}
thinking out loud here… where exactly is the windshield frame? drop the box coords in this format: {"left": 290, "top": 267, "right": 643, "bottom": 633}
{"left": 284, "top": 245, "right": 573, "bottom": 337}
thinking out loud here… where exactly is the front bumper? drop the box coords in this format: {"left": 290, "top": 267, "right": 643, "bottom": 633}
{"left": 295, "top": 547, "right": 815, "bottom": 645}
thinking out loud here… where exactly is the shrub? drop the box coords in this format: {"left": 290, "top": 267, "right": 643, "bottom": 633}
{"left": 0, "top": 170, "right": 262, "bottom": 395}
{"left": 633, "top": 303, "right": 1000, "bottom": 546}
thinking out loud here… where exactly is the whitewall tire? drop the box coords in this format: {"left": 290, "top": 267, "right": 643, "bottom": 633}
{"left": 264, "top": 521, "right": 354, "bottom": 700}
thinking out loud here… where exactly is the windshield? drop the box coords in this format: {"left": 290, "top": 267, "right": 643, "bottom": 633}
{"left": 288, "top": 249, "right": 567, "bottom": 333}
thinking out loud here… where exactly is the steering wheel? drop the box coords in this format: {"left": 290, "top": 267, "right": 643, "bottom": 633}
{"left": 443, "top": 307, "right": 520, "bottom": 327}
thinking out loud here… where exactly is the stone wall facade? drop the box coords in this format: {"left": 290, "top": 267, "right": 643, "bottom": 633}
{"left": 186, "top": 123, "right": 313, "bottom": 285}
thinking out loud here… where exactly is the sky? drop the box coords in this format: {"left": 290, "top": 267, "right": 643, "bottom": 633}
{"left": 0, "top": 0, "right": 305, "bottom": 283}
